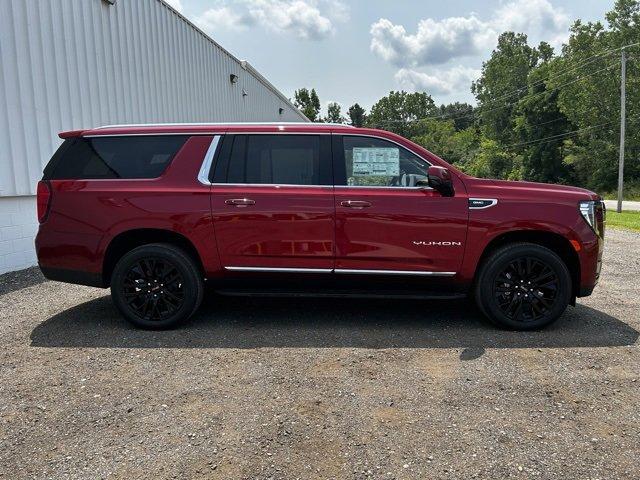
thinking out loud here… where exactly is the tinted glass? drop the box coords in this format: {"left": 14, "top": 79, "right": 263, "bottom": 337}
{"left": 49, "top": 136, "right": 188, "bottom": 179}
{"left": 342, "top": 136, "right": 429, "bottom": 187}
{"left": 226, "top": 135, "right": 321, "bottom": 185}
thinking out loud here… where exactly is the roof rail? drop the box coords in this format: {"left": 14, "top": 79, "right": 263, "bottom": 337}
{"left": 94, "top": 122, "right": 356, "bottom": 129}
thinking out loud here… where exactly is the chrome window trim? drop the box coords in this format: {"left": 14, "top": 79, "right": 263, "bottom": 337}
{"left": 225, "top": 131, "right": 332, "bottom": 135}
{"left": 197, "top": 135, "right": 221, "bottom": 186}
{"left": 334, "top": 185, "right": 433, "bottom": 191}
{"left": 224, "top": 266, "right": 456, "bottom": 276}
{"left": 212, "top": 183, "right": 331, "bottom": 189}
{"left": 334, "top": 269, "right": 456, "bottom": 277}
{"left": 468, "top": 198, "right": 498, "bottom": 209}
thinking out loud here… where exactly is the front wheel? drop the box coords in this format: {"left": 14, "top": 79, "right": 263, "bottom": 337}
{"left": 111, "top": 243, "right": 204, "bottom": 329}
{"left": 475, "top": 243, "right": 571, "bottom": 330}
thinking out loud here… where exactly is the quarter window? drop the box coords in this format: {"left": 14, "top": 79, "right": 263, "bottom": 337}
{"left": 341, "top": 136, "right": 429, "bottom": 187}
{"left": 225, "top": 135, "right": 324, "bottom": 185}
{"left": 49, "top": 136, "right": 187, "bottom": 179}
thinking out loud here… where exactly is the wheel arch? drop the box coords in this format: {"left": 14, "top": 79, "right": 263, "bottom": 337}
{"left": 102, "top": 228, "right": 204, "bottom": 286}
{"left": 474, "top": 230, "right": 580, "bottom": 301}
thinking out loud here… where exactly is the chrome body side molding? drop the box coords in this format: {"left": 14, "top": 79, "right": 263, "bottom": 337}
{"left": 224, "top": 266, "right": 456, "bottom": 276}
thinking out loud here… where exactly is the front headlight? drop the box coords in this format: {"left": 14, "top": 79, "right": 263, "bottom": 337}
{"left": 579, "top": 200, "right": 605, "bottom": 237}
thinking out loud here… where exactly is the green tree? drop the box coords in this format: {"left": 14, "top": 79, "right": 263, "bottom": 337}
{"left": 412, "top": 119, "right": 482, "bottom": 168}
{"left": 366, "top": 91, "right": 437, "bottom": 137}
{"left": 324, "top": 102, "right": 345, "bottom": 123}
{"left": 437, "top": 102, "right": 475, "bottom": 131}
{"left": 347, "top": 103, "right": 367, "bottom": 127}
{"left": 412, "top": 119, "right": 457, "bottom": 161}
{"left": 466, "top": 138, "right": 519, "bottom": 179}
{"left": 514, "top": 45, "right": 574, "bottom": 184}
{"left": 472, "top": 32, "right": 539, "bottom": 145}
{"left": 293, "top": 88, "right": 321, "bottom": 122}
{"left": 548, "top": 0, "right": 640, "bottom": 191}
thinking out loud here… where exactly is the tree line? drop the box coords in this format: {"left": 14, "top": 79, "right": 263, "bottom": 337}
{"left": 293, "top": 0, "right": 640, "bottom": 196}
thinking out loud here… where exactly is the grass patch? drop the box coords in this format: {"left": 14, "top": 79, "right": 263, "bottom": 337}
{"left": 601, "top": 182, "right": 640, "bottom": 201}
{"left": 606, "top": 210, "right": 640, "bottom": 232}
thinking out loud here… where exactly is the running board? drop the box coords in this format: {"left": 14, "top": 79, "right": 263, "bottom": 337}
{"left": 214, "top": 289, "right": 467, "bottom": 300}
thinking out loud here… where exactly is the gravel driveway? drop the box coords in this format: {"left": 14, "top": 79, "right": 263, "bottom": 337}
{"left": 1, "top": 229, "right": 639, "bottom": 479}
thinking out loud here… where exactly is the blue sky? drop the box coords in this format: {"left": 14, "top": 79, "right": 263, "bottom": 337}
{"left": 165, "top": 0, "right": 612, "bottom": 113}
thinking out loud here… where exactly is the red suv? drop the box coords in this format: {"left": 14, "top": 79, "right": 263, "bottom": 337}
{"left": 35, "top": 123, "right": 605, "bottom": 330}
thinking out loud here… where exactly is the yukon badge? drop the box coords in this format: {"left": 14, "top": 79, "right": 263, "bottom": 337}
{"left": 413, "top": 241, "right": 463, "bottom": 246}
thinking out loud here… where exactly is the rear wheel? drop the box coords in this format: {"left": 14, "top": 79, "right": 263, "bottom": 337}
{"left": 111, "top": 243, "right": 203, "bottom": 329}
{"left": 475, "top": 243, "right": 571, "bottom": 330}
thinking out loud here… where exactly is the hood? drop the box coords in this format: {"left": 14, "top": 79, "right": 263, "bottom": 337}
{"left": 467, "top": 177, "right": 600, "bottom": 201}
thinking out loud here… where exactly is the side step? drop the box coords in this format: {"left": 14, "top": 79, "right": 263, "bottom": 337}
{"left": 214, "top": 289, "right": 468, "bottom": 300}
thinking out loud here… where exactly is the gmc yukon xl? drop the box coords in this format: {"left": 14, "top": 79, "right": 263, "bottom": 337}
{"left": 35, "top": 123, "right": 605, "bottom": 330}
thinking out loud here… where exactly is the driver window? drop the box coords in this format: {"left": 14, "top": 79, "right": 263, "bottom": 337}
{"left": 342, "top": 136, "right": 429, "bottom": 187}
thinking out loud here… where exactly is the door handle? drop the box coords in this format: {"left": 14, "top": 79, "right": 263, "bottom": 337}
{"left": 225, "top": 198, "right": 256, "bottom": 207}
{"left": 340, "top": 200, "right": 371, "bottom": 209}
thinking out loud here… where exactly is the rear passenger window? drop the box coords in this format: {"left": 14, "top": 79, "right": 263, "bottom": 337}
{"left": 49, "top": 136, "right": 187, "bottom": 179}
{"left": 225, "top": 135, "right": 324, "bottom": 185}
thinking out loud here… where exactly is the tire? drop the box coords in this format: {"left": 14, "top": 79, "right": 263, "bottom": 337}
{"left": 474, "top": 242, "right": 571, "bottom": 330}
{"left": 110, "top": 243, "right": 204, "bottom": 329}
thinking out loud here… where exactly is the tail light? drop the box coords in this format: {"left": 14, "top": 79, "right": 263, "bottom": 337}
{"left": 579, "top": 200, "right": 605, "bottom": 238}
{"left": 37, "top": 181, "right": 51, "bottom": 223}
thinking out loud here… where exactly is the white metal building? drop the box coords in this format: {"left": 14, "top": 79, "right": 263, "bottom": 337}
{"left": 0, "top": 0, "right": 307, "bottom": 274}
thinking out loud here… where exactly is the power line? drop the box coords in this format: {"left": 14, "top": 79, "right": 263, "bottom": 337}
{"left": 503, "top": 114, "right": 640, "bottom": 150}
{"left": 369, "top": 41, "right": 640, "bottom": 129}
{"left": 504, "top": 122, "right": 615, "bottom": 149}
{"left": 370, "top": 58, "right": 622, "bottom": 128}
{"left": 466, "top": 42, "right": 640, "bottom": 112}
{"left": 521, "top": 116, "right": 567, "bottom": 129}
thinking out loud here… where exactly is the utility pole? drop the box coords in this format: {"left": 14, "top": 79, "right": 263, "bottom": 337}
{"left": 617, "top": 49, "right": 626, "bottom": 213}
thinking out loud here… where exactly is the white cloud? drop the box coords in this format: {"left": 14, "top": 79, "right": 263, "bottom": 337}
{"left": 370, "top": 0, "right": 569, "bottom": 68}
{"left": 395, "top": 66, "right": 481, "bottom": 95}
{"left": 494, "top": 0, "right": 571, "bottom": 46}
{"left": 196, "top": 6, "right": 257, "bottom": 32}
{"left": 195, "top": 0, "right": 348, "bottom": 40}
{"left": 371, "top": 16, "right": 494, "bottom": 68}
{"left": 164, "top": 0, "right": 184, "bottom": 13}
{"left": 494, "top": 0, "right": 570, "bottom": 37}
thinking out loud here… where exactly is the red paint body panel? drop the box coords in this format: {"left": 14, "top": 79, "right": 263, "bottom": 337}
{"left": 334, "top": 182, "right": 468, "bottom": 272}
{"left": 36, "top": 123, "right": 603, "bottom": 297}
{"left": 211, "top": 185, "right": 335, "bottom": 269}
{"left": 36, "top": 136, "right": 221, "bottom": 277}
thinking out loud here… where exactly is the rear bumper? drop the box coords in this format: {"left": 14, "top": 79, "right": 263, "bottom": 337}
{"left": 39, "top": 266, "right": 106, "bottom": 288}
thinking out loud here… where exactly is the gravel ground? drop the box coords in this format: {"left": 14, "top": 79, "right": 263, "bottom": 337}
{"left": 1, "top": 229, "right": 639, "bottom": 479}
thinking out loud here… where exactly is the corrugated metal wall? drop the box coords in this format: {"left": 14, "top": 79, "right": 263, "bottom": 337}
{"left": 0, "top": 0, "right": 307, "bottom": 197}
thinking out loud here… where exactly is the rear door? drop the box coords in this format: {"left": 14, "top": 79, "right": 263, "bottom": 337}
{"left": 332, "top": 134, "right": 468, "bottom": 275}
{"left": 210, "top": 133, "right": 335, "bottom": 272}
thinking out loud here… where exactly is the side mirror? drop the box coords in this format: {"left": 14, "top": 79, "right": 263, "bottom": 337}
{"left": 426, "top": 166, "right": 454, "bottom": 197}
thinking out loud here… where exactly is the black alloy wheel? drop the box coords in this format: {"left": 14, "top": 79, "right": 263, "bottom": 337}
{"left": 111, "top": 243, "right": 203, "bottom": 329}
{"left": 122, "top": 257, "right": 185, "bottom": 321}
{"left": 475, "top": 242, "right": 571, "bottom": 330}
{"left": 493, "top": 257, "right": 559, "bottom": 323}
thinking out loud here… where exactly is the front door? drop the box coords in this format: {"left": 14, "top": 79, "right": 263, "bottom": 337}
{"left": 211, "top": 134, "right": 335, "bottom": 272}
{"left": 332, "top": 134, "right": 468, "bottom": 275}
